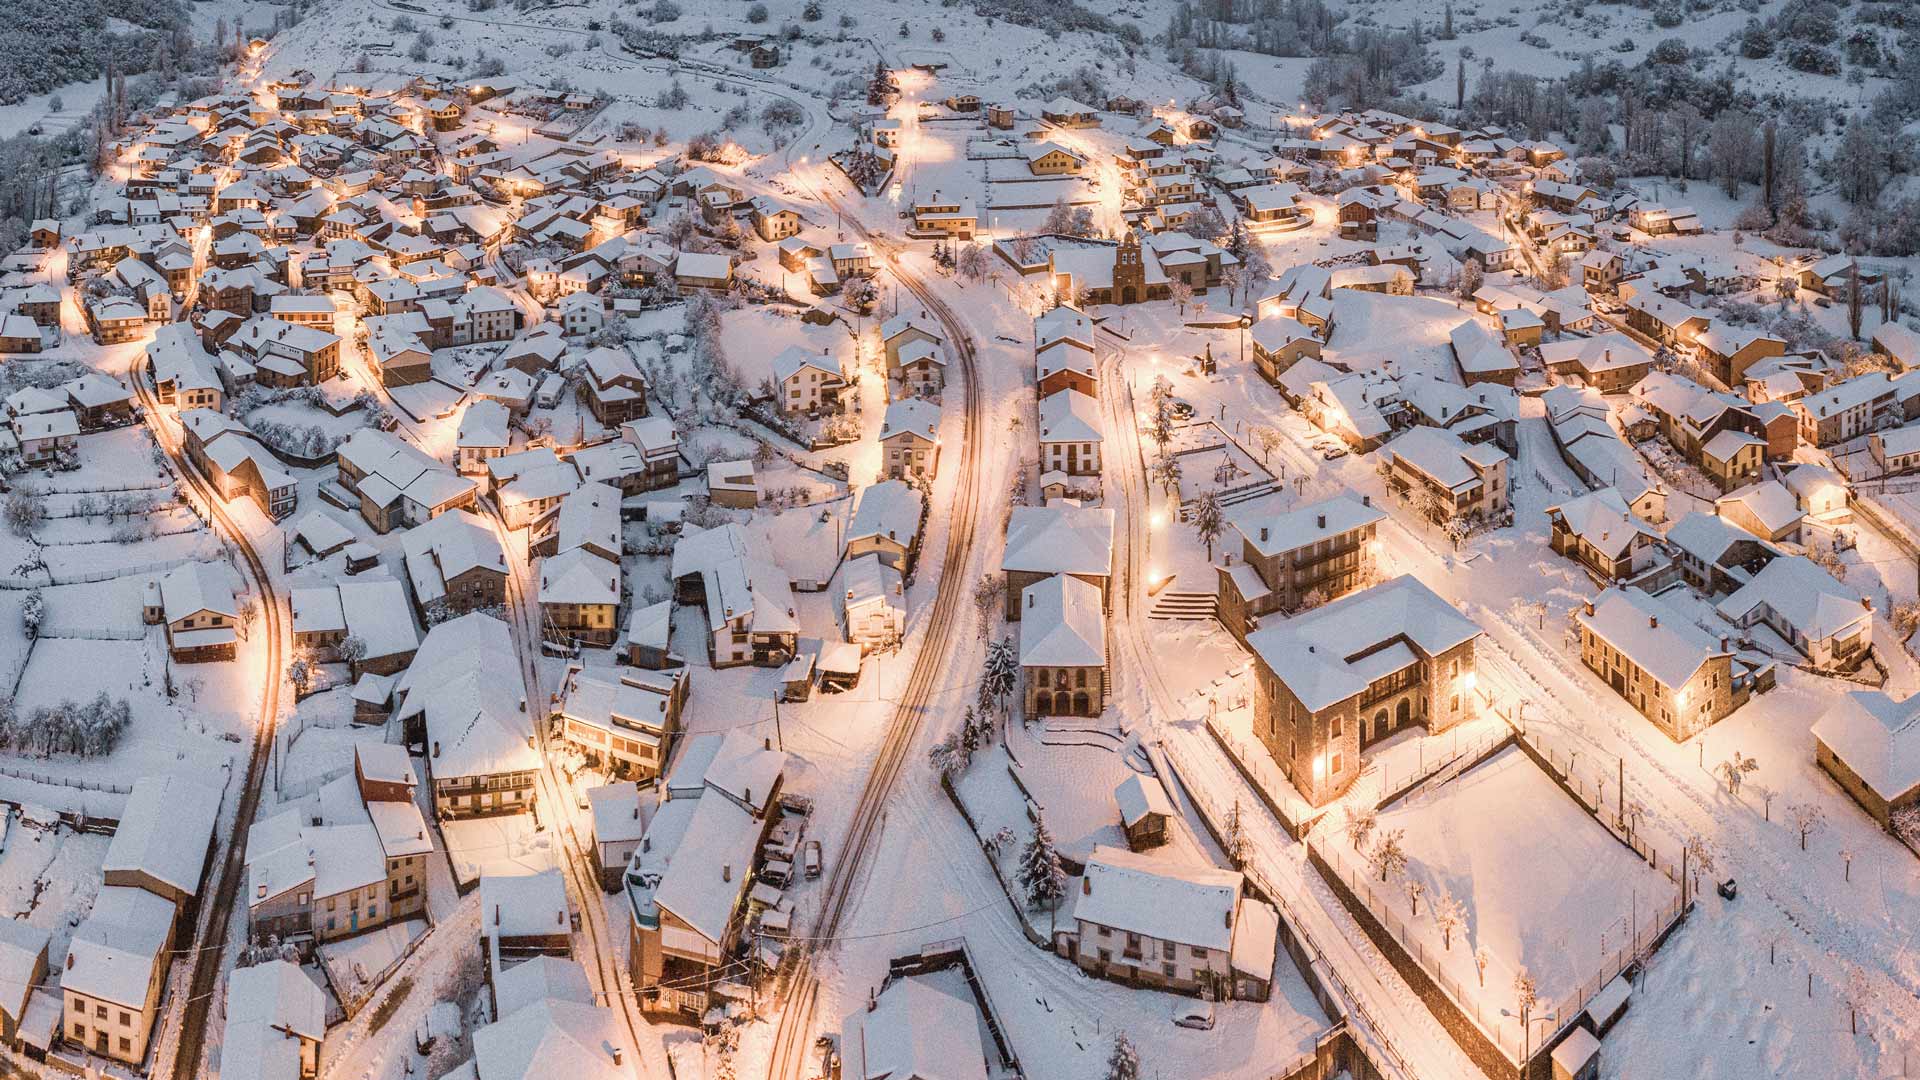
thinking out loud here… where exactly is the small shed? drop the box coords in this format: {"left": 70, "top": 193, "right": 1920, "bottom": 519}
{"left": 780, "top": 649, "right": 817, "bottom": 702}
{"left": 817, "top": 641, "right": 862, "bottom": 693}
{"left": 1115, "top": 773, "right": 1174, "bottom": 851}
{"left": 1550, "top": 1027, "right": 1600, "bottom": 1080}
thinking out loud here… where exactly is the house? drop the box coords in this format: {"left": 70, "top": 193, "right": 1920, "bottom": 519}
{"left": 587, "top": 783, "right": 649, "bottom": 890}
{"left": 1716, "top": 480, "right": 1803, "bottom": 545}
{"left": 1034, "top": 305, "right": 1097, "bottom": 398}
{"left": 539, "top": 547, "right": 621, "bottom": 646}
{"left": 1539, "top": 333, "right": 1655, "bottom": 394}
{"left": 1871, "top": 424, "right": 1920, "bottom": 476}
{"left": 1695, "top": 325, "right": 1786, "bottom": 387}
{"left": 62, "top": 886, "right": 177, "bottom": 1065}
{"left": 1576, "top": 587, "right": 1753, "bottom": 741}
{"left": 1792, "top": 373, "right": 1898, "bottom": 447}
{"left": 1115, "top": 773, "right": 1174, "bottom": 851}
{"left": 148, "top": 560, "right": 240, "bottom": 663}
{"left": 0, "top": 921, "right": 48, "bottom": 1047}
{"left": 841, "top": 967, "right": 991, "bottom": 1080}
{"left": 395, "top": 613, "right": 538, "bottom": 818}
{"left": 11, "top": 409, "right": 78, "bottom": 465}
{"left": 1055, "top": 845, "right": 1278, "bottom": 1003}
{"left": 1037, "top": 389, "right": 1103, "bottom": 476}
{"left": 480, "top": 870, "right": 572, "bottom": 969}
{"left": 894, "top": 338, "right": 947, "bottom": 396}
{"left": 1785, "top": 463, "right": 1850, "bottom": 523}
{"left": 910, "top": 193, "right": 976, "bottom": 241}
{"left": 1249, "top": 316, "right": 1324, "bottom": 385}
{"left": 1020, "top": 573, "right": 1107, "bottom": 718}
{"left": 879, "top": 398, "right": 941, "bottom": 481}
{"left": 881, "top": 311, "right": 944, "bottom": 370}
{"left": 1545, "top": 488, "right": 1662, "bottom": 582}
{"left": 706, "top": 459, "right": 757, "bottom": 509}
{"left": 671, "top": 523, "right": 799, "bottom": 668}
{"left": 1247, "top": 575, "right": 1481, "bottom": 805}
{"left": 1041, "top": 96, "right": 1100, "bottom": 128}
{"left": 845, "top": 479, "right": 923, "bottom": 573}
{"left": 1025, "top": 141, "right": 1085, "bottom": 175}
{"left": 841, "top": 552, "right": 906, "bottom": 652}
{"left": 1622, "top": 292, "right": 1707, "bottom": 347}
{"left": 1812, "top": 692, "right": 1920, "bottom": 828}
{"left": 1664, "top": 511, "right": 1780, "bottom": 596}
{"left": 1717, "top": 555, "right": 1872, "bottom": 672}
{"left": 1215, "top": 493, "right": 1384, "bottom": 642}
{"left": 1384, "top": 426, "right": 1510, "bottom": 526}
{"left": 771, "top": 345, "right": 843, "bottom": 415}
{"left": 464, "top": 953, "right": 635, "bottom": 1080}
{"left": 400, "top": 509, "right": 509, "bottom": 620}
{"left": 1447, "top": 319, "right": 1519, "bottom": 387}
{"left": 1001, "top": 505, "right": 1116, "bottom": 619}
{"left": 457, "top": 399, "right": 513, "bottom": 475}
{"left": 581, "top": 346, "right": 649, "bottom": 426}
{"left": 336, "top": 428, "right": 478, "bottom": 534}
{"left": 553, "top": 665, "right": 688, "bottom": 780}
{"left": 625, "top": 732, "right": 788, "bottom": 1017}
{"left": 246, "top": 813, "right": 391, "bottom": 944}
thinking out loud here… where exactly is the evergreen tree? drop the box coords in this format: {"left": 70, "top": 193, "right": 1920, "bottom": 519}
{"left": 981, "top": 637, "right": 1019, "bottom": 719}
{"left": 959, "top": 705, "right": 981, "bottom": 759}
{"left": 1105, "top": 1032, "right": 1141, "bottom": 1080}
{"left": 1018, "top": 815, "right": 1066, "bottom": 912}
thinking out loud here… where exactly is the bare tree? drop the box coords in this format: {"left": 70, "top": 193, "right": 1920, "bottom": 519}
{"left": 1370, "top": 828, "right": 1408, "bottom": 882}
{"left": 1403, "top": 878, "right": 1426, "bottom": 916}
{"left": 1168, "top": 279, "right": 1194, "bottom": 316}
{"left": 1715, "top": 750, "right": 1758, "bottom": 795}
{"left": 1789, "top": 801, "right": 1825, "bottom": 851}
{"left": 1433, "top": 889, "right": 1466, "bottom": 950}
{"left": 1342, "top": 805, "right": 1378, "bottom": 851}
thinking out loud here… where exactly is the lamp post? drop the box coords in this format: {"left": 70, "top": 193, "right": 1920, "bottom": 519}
{"left": 1501, "top": 1007, "right": 1558, "bottom": 1064}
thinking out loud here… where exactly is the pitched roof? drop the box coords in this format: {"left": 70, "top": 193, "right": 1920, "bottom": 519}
{"left": 1813, "top": 692, "right": 1920, "bottom": 801}
{"left": 1068, "top": 844, "right": 1241, "bottom": 950}
{"left": 1576, "top": 587, "right": 1727, "bottom": 690}
{"left": 1018, "top": 573, "right": 1106, "bottom": 668}
{"left": 1246, "top": 575, "right": 1482, "bottom": 711}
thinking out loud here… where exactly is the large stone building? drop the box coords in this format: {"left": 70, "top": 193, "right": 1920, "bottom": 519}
{"left": 1216, "top": 493, "right": 1384, "bottom": 642}
{"left": 1247, "top": 575, "right": 1482, "bottom": 806}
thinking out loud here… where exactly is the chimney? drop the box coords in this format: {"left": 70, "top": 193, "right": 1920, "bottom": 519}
{"left": 1362, "top": 494, "right": 1371, "bottom": 507}
{"left": 612, "top": 1048, "right": 624, "bottom": 1066}
{"left": 1317, "top": 513, "right": 1327, "bottom": 529}
{"left": 1583, "top": 601, "right": 1594, "bottom": 616}
{"left": 642, "top": 836, "right": 651, "bottom": 852}
{"left": 558, "top": 908, "right": 565, "bottom": 926}
{"left": 723, "top": 864, "right": 732, "bottom": 882}
{"left": 493, "top": 904, "right": 500, "bottom": 926}
{"left": 1648, "top": 615, "right": 1658, "bottom": 629}
{"left": 67, "top": 952, "right": 73, "bottom": 970}
{"left": 764, "top": 737, "right": 772, "bottom": 751}
{"left": 1260, "top": 526, "right": 1269, "bottom": 542}
{"left": 1082, "top": 875, "right": 1092, "bottom": 895}
{"left": 868, "top": 987, "right": 878, "bottom": 1013}
{"left": 1028, "top": 592, "right": 1035, "bottom": 609}
{"left": 432, "top": 741, "right": 440, "bottom": 758}
{"left": 1720, "top": 634, "right": 1731, "bottom": 651}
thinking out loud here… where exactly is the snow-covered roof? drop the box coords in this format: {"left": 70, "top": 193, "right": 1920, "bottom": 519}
{"left": 471, "top": 994, "right": 632, "bottom": 1080}
{"left": 1716, "top": 480, "right": 1802, "bottom": 536}
{"left": 1246, "top": 575, "right": 1482, "bottom": 711}
{"left": 1386, "top": 425, "right": 1508, "bottom": 492}
{"left": 0, "top": 919, "right": 48, "bottom": 1024}
{"left": 1544, "top": 488, "right": 1658, "bottom": 560}
{"left": 1038, "top": 388, "right": 1103, "bottom": 445}
{"left": 1069, "top": 844, "right": 1241, "bottom": 951}
{"left": 157, "top": 560, "right": 237, "bottom": 623}
{"left": 1001, "top": 505, "right": 1115, "bottom": 577}
{"left": 879, "top": 398, "right": 941, "bottom": 443}
{"left": 1716, "top": 555, "right": 1869, "bottom": 644}
{"left": 398, "top": 613, "right": 536, "bottom": 781}
{"left": 1230, "top": 493, "right": 1383, "bottom": 558}
{"left": 1576, "top": 587, "right": 1726, "bottom": 691}
{"left": 846, "top": 479, "right": 923, "bottom": 550}
{"left": 481, "top": 869, "right": 569, "bottom": 942}
{"left": 1018, "top": 573, "right": 1106, "bottom": 668}
{"left": 65, "top": 886, "right": 175, "bottom": 1009}
{"left": 842, "top": 974, "right": 989, "bottom": 1080}
{"left": 1114, "top": 773, "right": 1175, "bottom": 829}
{"left": 1813, "top": 691, "right": 1920, "bottom": 802}
{"left": 104, "top": 774, "right": 222, "bottom": 899}
{"left": 1539, "top": 331, "right": 1653, "bottom": 376}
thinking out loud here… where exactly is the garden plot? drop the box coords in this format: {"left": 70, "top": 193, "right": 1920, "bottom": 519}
{"left": 1321, "top": 290, "right": 1475, "bottom": 376}
{"left": 39, "top": 527, "right": 225, "bottom": 580}
{"left": 34, "top": 575, "right": 150, "bottom": 635}
{"left": 43, "top": 426, "right": 168, "bottom": 492}
{"left": 1317, "top": 745, "right": 1679, "bottom": 1062}
{"left": 0, "top": 822, "right": 110, "bottom": 962}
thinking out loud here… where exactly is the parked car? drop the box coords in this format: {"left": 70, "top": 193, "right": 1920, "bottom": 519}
{"left": 1169, "top": 399, "right": 1195, "bottom": 420}
{"left": 1321, "top": 446, "right": 1348, "bottom": 460}
{"left": 1171, "top": 999, "right": 1215, "bottom": 1030}
{"left": 803, "top": 838, "right": 822, "bottom": 879}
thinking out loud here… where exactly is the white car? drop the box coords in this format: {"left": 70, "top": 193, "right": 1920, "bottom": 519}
{"left": 1171, "top": 999, "right": 1215, "bottom": 1030}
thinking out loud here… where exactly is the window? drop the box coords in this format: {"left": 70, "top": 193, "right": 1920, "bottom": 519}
{"left": 95, "top": 1005, "right": 106, "bottom": 1020}
{"left": 1097, "top": 925, "right": 1111, "bottom": 937}
{"left": 1191, "top": 946, "right": 1208, "bottom": 959}
{"left": 1329, "top": 715, "right": 1342, "bottom": 739}
{"left": 119, "top": 1011, "right": 130, "bottom": 1027}
{"left": 71, "top": 996, "right": 82, "bottom": 1013}
{"left": 1450, "top": 694, "right": 1460, "bottom": 713}
{"left": 119, "top": 1037, "right": 131, "bottom": 1053}
{"left": 1330, "top": 751, "right": 1343, "bottom": 775}
{"left": 1162, "top": 962, "right": 1178, "bottom": 978}
{"left": 1163, "top": 940, "right": 1176, "bottom": 959}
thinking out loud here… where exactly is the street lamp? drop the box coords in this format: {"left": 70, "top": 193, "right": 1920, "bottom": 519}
{"left": 1500, "top": 1008, "right": 1558, "bottom": 1063}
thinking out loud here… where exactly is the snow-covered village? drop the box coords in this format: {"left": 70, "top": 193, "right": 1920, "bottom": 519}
{"left": 1, "top": 0, "right": 1920, "bottom": 1078}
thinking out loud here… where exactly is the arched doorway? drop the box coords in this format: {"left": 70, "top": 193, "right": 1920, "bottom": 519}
{"left": 1053, "top": 690, "right": 1071, "bottom": 715}
{"left": 1395, "top": 698, "right": 1411, "bottom": 729}
{"left": 1371, "top": 709, "right": 1388, "bottom": 744}
{"left": 1074, "top": 692, "right": 1091, "bottom": 715}
{"left": 1121, "top": 285, "right": 1137, "bottom": 304}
